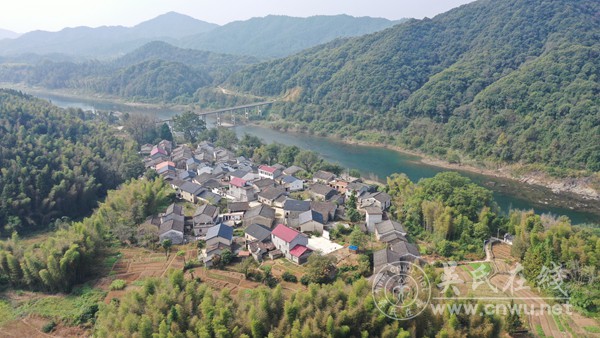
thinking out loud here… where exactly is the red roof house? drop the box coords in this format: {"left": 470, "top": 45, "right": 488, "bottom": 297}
{"left": 289, "top": 245, "right": 310, "bottom": 258}
{"left": 151, "top": 147, "right": 168, "bottom": 157}
{"left": 258, "top": 165, "right": 281, "bottom": 179}
{"left": 271, "top": 224, "right": 311, "bottom": 264}
{"left": 230, "top": 177, "right": 247, "bottom": 188}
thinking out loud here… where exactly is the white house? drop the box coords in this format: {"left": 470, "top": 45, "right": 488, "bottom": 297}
{"left": 271, "top": 224, "right": 312, "bottom": 264}
{"left": 258, "top": 165, "right": 281, "bottom": 180}
{"left": 359, "top": 191, "right": 392, "bottom": 210}
{"left": 364, "top": 207, "right": 383, "bottom": 233}
{"left": 228, "top": 177, "right": 256, "bottom": 202}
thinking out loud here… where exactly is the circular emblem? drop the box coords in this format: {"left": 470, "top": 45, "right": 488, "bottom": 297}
{"left": 372, "top": 260, "right": 431, "bottom": 320}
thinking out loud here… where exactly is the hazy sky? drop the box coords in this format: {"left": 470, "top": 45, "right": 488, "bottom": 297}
{"left": 2, "top": 0, "right": 476, "bottom": 33}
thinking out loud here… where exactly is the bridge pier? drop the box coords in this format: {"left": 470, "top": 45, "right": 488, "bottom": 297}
{"left": 216, "top": 113, "right": 221, "bottom": 126}
{"left": 231, "top": 112, "right": 236, "bottom": 125}
{"left": 245, "top": 108, "right": 249, "bottom": 119}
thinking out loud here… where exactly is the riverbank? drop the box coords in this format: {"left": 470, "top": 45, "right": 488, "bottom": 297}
{"left": 0, "top": 84, "right": 188, "bottom": 111}
{"left": 8, "top": 86, "right": 600, "bottom": 221}
{"left": 256, "top": 121, "right": 600, "bottom": 202}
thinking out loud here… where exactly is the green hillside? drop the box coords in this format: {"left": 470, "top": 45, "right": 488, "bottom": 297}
{"left": 226, "top": 0, "right": 600, "bottom": 172}
{"left": 180, "top": 14, "right": 401, "bottom": 59}
{"left": 0, "top": 42, "right": 257, "bottom": 102}
{"left": 0, "top": 89, "right": 139, "bottom": 235}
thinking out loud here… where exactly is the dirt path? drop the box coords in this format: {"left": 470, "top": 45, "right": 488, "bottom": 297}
{"left": 487, "top": 243, "right": 600, "bottom": 337}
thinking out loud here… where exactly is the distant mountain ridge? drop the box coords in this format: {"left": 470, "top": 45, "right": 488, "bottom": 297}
{"left": 225, "top": 0, "right": 600, "bottom": 172}
{"left": 0, "top": 13, "right": 401, "bottom": 59}
{"left": 0, "top": 28, "right": 20, "bottom": 40}
{"left": 179, "top": 14, "right": 403, "bottom": 58}
{"left": 0, "top": 12, "right": 218, "bottom": 58}
{"left": 0, "top": 42, "right": 257, "bottom": 101}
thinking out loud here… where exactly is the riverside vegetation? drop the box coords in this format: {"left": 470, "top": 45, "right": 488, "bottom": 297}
{"left": 0, "top": 92, "right": 597, "bottom": 336}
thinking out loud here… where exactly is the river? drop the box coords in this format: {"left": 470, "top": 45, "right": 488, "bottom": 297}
{"left": 29, "top": 92, "right": 600, "bottom": 224}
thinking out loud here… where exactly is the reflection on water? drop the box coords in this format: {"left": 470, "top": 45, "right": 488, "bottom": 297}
{"left": 234, "top": 125, "right": 600, "bottom": 224}
{"left": 28, "top": 91, "right": 600, "bottom": 224}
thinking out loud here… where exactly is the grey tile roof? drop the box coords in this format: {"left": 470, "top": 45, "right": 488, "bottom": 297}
{"left": 228, "top": 202, "right": 250, "bottom": 213}
{"left": 206, "top": 223, "right": 233, "bottom": 241}
{"left": 245, "top": 205, "right": 275, "bottom": 219}
{"left": 390, "top": 241, "right": 420, "bottom": 257}
{"left": 253, "top": 178, "right": 276, "bottom": 188}
{"left": 180, "top": 181, "right": 204, "bottom": 195}
{"left": 194, "top": 204, "right": 219, "bottom": 218}
{"left": 258, "top": 187, "right": 286, "bottom": 201}
{"left": 283, "top": 199, "right": 311, "bottom": 212}
{"left": 202, "top": 178, "right": 222, "bottom": 190}
{"left": 375, "top": 220, "right": 406, "bottom": 235}
{"left": 230, "top": 169, "right": 250, "bottom": 179}
{"left": 159, "top": 219, "right": 184, "bottom": 235}
{"left": 245, "top": 223, "right": 272, "bottom": 242}
{"left": 313, "top": 170, "right": 335, "bottom": 181}
{"left": 282, "top": 175, "right": 301, "bottom": 184}
{"left": 283, "top": 165, "right": 305, "bottom": 176}
{"left": 165, "top": 203, "right": 183, "bottom": 216}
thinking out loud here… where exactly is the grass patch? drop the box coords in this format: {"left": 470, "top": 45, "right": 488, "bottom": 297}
{"left": 104, "top": 252, "right": 122, "bottom": 269}
{"left": 109, "top": 279, "right": 127, "bottom": 291}
{"left": 132, "top": 280, "right": 146, "bottom": 287}
{"left": 0, "top": 300, "right": 16, "bottom": 326}
{"left": 15, "top": 285, "right": 105, "bottom": 325}
{"left": 206, "top": 271, "right": 240, "bottom": 284}
{"left": 551, "top": 314, "right": 565, "bottom": 332}
{"left": 584, "top": 326, "right": 600, "bottom": 333}
{"left": 535, "top": 324, "right": 546, "bottom": 337}
{"left": 468, "top": 262, "right": 491, "bottom": 274}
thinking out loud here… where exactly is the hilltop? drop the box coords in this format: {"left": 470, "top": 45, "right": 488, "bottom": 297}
{"left": 226, "top": 0, "right": 600, "bottom": 174}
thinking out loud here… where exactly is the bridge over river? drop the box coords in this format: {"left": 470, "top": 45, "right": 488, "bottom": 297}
{"left": 162, "top": 100, "right": 275, "bottom": 126}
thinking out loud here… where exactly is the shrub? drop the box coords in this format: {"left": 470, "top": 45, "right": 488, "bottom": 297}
{"left": 109, "top": 279, "right": 127, "bottom": 291}
{"left": 42, "top": 321, "right": 57, "bottom": 333}
{"left": 282, "top": 271, "right": 298, "bottom": 283}
{"left": 300, "top": 275, "right": 311, "bottom": 286}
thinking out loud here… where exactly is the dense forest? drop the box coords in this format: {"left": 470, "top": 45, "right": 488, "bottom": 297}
{"left": 0, "top": 89, "right": 144, "bottom": 235}
{"left": 226, "top": 0, "right": 600, "bottom": 172}
{"left": 509, "top": 211, "right": 600, "bottom": 315}
{"left": 386, "top": 172, "right": 503, "bottom": 260}
{"left": 94, "top": 272, "right": 503, "bottom": 338}
{"left": 385, "top": 171, "right": 600, "bottom": 315}
{"left": 0, "top": 43, "right": 257, "bottom": 102}
{"left": 0, "top": 178, "right": 174, "bottom": 292}
{"left": 179, "top": 15, "right": 401, "bottom": 59}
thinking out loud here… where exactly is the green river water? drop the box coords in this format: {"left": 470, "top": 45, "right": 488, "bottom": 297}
{"left": 33, "top": 92, "right": 600, "bottom": 224}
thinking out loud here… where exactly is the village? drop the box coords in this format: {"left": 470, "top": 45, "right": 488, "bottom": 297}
{"left": 139, "top": 138, "right": 421, "bottom": 276}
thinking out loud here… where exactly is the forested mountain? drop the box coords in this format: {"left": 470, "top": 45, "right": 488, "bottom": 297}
{"left": 227, "top": 0, "right": 600, "bottom": 172}
{"left": 0, "top": 12, "right": 217, "bottom": 58}
{"left": 0, "top": 29, "right": 19, "bottom": 40}
{"left": 0, "top": 89, "right": 142, "bottom": 235}
{"left": 179, "top": 15, "right": 401, "bottom": 59}
{"left": 0, "top": 42, "right": 257, "bottom": 101}
{"left": 0, "top": 14, "right": 398, "bottom": 60}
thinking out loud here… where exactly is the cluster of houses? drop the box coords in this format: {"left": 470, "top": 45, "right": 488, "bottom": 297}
{"left": 141, "top": 139, "right": 420, "bottom": 270}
